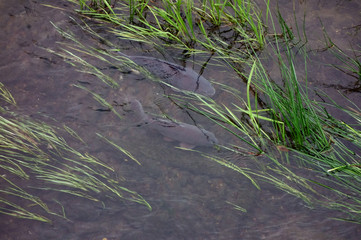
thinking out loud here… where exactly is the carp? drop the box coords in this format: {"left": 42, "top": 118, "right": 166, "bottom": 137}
{"left": 125, "top": 99, "right": 218, "bottom": 148}
{"left": 119, "top": 53, "right": 216, "bottom": 97}
{"left": 146, "top": 117, "right": 218, "bottom": 149}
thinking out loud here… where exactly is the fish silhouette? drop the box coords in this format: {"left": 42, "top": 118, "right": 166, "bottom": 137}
{"left": 118, "top": 53, "right": 216, "bottom": 97}
{"left": 125, "top": 99, "right": 218, "bottom": 148}
{"left": 146, "top": 117, "right": 218, "bottom": 149}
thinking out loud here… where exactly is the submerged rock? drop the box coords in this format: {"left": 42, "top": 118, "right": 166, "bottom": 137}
{"left": 126, "top": 99, "right": 218, "bottom": 148}
{"left": 119, "top": 53, "right": 216, "bottom": 97}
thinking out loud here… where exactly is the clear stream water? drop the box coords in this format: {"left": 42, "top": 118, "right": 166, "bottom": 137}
{"left": 0, "top": 0, "right": 360, "bottom": 239}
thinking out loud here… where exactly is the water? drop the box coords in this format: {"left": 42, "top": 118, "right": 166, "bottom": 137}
{"left": 0, "top": 0, "right": 360, "bottom": 239}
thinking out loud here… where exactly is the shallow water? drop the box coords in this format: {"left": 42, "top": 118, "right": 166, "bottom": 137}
{"left": 0, "top": 0, "right": 360, "bottom": 239}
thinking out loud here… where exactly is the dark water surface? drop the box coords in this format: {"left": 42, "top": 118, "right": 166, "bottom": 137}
{"left": 0, "top": 0, "right": 360, "bottom": 239}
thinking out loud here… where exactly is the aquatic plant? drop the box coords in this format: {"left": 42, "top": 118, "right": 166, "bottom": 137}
{"left": 48, "top": 0, "right": 361, "bottom": 223}
{"left": 0, "top": 83, "right": 150, "bottom": 222}
{"left": 329, "top": 45, "right": 361, "bottom": 91}
{"left": 185, "top": 10, "right": 361, "bottom": 222}
{"left": 69, "top": 0, "right": 266, "bottom": 59}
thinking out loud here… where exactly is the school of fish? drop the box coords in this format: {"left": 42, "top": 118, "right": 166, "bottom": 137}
{"left": 119, "top": 53, "right": 218, "bottom": 148}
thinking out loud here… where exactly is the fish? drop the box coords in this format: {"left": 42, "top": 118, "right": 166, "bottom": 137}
{"left": 122, "top": 97, "right": 149, "bottom": 124}
{"left": 126, "top": 99, "right": 218, "bottom": 148}
{"left": 118, "top": 53, "right": 216, "bottom": 97}
{"left": 146, "top": 117, "right": 218, "bottom": 149}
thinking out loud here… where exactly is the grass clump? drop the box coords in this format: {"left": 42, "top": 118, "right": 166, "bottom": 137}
{"left": 69, "top": 0, "right": 266, "bottom": 59}
{"left": 169, "top": 9, "right": 361, "bottom": 222}
{"left": 49, "top": 0, "right": 361, "bottom": 223}
{"left": 0, "top": 84, "right": 150, "bottom": 222}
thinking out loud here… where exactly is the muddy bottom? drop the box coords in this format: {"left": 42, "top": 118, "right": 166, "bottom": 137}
{"left": 0, "top": 0, "right": 360, "bottom": 239}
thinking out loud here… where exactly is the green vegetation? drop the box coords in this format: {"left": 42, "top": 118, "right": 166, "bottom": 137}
{"left": 0, "top": 83, "right": 150, "bottom": 223}
{"left": 179, "top": 11, "right": 361, "bottom": 222}
{"left": 41, "top": 0, "right": 361, "bottom": 224}
{"left": 70, "top": 0, "right": 266, "bottom": 59}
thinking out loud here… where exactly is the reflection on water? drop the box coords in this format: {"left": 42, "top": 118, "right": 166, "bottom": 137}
{"left": 0, "top": 0, "right": 360, "bottom": 239}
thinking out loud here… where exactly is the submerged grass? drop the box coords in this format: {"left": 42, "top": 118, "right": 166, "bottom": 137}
{"left": 69, "top": 0, "right": 266, "bottom": 59}
{"left": 159, "top": 4, "right": 360, "bottom": 221}
{"left": 0, "top": 85, "right": 150, "bottom": 222}
{"left": 0, "top": 83, "right": 16, "bottom": 108}
{"left": 47, "top": 0, "right": 361, "bottom": 222}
